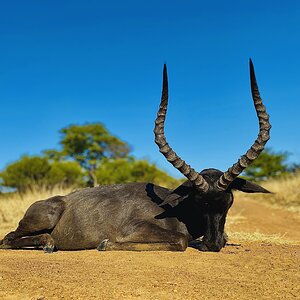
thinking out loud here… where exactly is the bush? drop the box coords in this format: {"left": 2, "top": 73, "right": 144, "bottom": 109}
{"left": 96, "top": 158, "right": 181, "bottom": 188}
{"left": 0, "top": 156, "right": 83, "bottom": 192}
{"left": 46, "top": 161, "right": 84, "bottom": 188}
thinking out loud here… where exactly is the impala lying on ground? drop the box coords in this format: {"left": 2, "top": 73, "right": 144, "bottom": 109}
{"left": 0, "top": 59, "right": 271, "bottom": 252}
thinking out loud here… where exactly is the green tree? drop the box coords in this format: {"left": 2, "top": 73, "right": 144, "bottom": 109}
{"left": 43, "top": 149, "right": 64, "bottom": 161}
{"left": 46, "top": 161, "right": 84, "bottom": 188}
{"left": 0, "top": 156, "right": 83, "bottom": 192}
{"left": 45, "top": 123, "right": 130, "bottom": 187}
{"left": 0, "top": 156, "right": 50, "bottom": 192}
{"left": 242, "top": 148, "right": 289, "bottom": 181}
{"left": 95, "top": 158, "right": 180, "bottom": 188}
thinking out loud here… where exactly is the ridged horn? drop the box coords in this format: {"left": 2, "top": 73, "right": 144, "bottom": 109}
{"left": 154, "top": 64, "right": 209, "bottom": 192}
{"left": 217, "top": 59, "right": 271, "bottom": 191}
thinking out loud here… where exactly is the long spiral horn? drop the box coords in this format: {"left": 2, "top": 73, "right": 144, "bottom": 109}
{"left": 154, "top": 64, "right": 209, "bottom": 192}
{"left": 216, "top": 59, "right": 271, "bottom": 191}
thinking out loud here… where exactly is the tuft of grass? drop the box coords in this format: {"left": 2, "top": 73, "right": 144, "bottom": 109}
{"left": 228, "top": 231, "right": 295, "bottom": 245}
{"left": 0, "top": 186, "right": 74, "bottom": 238}
{"left": 224, "top": 212, "right": 290, "bottom": 244}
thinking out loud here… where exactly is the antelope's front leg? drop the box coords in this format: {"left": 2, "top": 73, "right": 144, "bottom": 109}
{"left": 0, "top": 234, "right": 56, "bottom": 253}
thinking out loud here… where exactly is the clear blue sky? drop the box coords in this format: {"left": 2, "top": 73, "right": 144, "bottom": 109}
{"left": 0, "top": 1, "right": 299, "bottom": 178}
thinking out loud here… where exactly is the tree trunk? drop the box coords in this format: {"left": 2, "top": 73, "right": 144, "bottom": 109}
{"left": 88, "top": 168, "right": 98, "bottom": 187}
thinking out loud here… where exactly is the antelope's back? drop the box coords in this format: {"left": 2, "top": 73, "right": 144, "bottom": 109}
{"left": 51, "top": 182, "right": 186, "bottom": 250}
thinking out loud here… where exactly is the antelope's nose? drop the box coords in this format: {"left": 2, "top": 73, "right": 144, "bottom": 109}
{"left": 204, "top": 242, "right": 223, "bottom": 252}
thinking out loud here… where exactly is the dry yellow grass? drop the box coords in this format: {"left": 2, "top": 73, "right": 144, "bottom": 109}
{"left": 236, "top": 172, "right": 300, "bottom": 212}
{"left": 0, "top": 186, "right": 74, "bottom": 238}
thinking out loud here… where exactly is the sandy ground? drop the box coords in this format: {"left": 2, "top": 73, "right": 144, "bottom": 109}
{"left": 0, "top": 198, "right": 299, "bottom": 300}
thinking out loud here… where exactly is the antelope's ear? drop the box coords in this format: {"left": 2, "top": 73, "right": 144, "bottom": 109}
{"left": 159, "top": 180, "right": 193, "bottom": 206}
{"left": 230, "top": 178, "right": 271, "bottom": 193}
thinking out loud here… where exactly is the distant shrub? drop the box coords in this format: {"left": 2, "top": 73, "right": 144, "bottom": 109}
{"left": 46, "top": 161, "right": 84, "bottom": 188}
{"left": 0, "top": 156, "right": 84, "bottom": 192}
{"left": 96, "top": 158, "right": 181, "bottom": 188}
{"left": 242, "top": 148, "right": 289, "bottom": 181}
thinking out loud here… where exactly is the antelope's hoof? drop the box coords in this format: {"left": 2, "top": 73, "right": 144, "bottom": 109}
{"left": 97, "top": 239, "right": 109, "bottom": 251}
{"left": 188, "top": 238, "right": 203, "bottom": 248}
{"left": 43, "top": 245, "right": 55, "bottom": 253}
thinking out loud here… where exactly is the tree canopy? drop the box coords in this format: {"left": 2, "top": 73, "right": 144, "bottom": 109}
{"left": 45, "top": 123, "right": 130, "bottom": 186}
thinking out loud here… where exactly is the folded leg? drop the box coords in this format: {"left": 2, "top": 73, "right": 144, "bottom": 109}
{"left": 98, "top": 222, "right": 188, "bottom": 251}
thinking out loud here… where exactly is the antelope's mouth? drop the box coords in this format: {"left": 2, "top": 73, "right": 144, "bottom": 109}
{"left": 202, "top": 241, "right": 225, "bottom": 252}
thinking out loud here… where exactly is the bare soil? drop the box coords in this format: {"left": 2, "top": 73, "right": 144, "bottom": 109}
{"left": 0, "top": 198, "right": 299, "bottom": 300}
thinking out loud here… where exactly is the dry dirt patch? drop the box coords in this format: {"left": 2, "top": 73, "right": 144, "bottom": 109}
{"left": 0, "top": 245, "right": 299, "bottom": 300}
